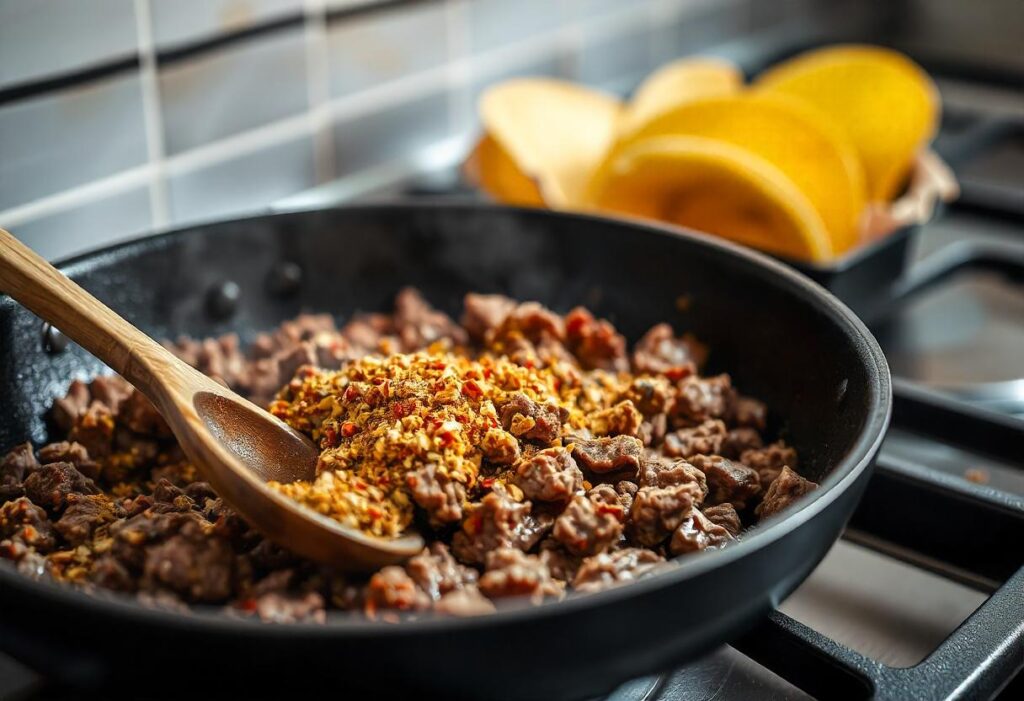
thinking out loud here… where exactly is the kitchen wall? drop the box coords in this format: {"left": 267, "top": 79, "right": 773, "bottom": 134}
{"left": 0, "top": 0, "right": 859, "bottom": 259}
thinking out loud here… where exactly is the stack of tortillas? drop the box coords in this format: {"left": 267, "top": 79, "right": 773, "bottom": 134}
{"left": 464, "top": 46, "right": 959, "bottom": 263}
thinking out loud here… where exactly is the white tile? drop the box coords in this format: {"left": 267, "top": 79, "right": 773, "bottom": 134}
{"left": 150, "top": 0, "right": 303, "bottom": 48}
{"left": 168, "top": 135, "right": 316, "bottom": 224}
{"left": 326, "top": 1, "right": 448, "bottom": 97}
{"left": 578, "top": 22, "right": 654, "bottom": 92}
{"left": 9, "top": 186, "right": 152, "bottom": 260}
{"left": 158, "top": 26, "right": 309, "bottom": 154}
{"left": 0, "top": 75, "right": 148, "bottom": 210}
{"left": 333, "top": 91, "right": 451, "bottom": 175}
{"left": 466, "top": 0, "right": 568, "bottom": 54}
{"left": 0, "top": 0, "right": 138, "bottom": 89}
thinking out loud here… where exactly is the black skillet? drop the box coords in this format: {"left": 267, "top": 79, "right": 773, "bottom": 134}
{"left": 0, "top": 203, "right": 890, "bottom": 700}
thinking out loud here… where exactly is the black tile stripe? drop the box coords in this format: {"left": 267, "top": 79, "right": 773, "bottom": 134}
{"left": 0, "top": 56, "right": 140, "bottom": 108}
{"left": 325, "top": 0, "right": 428, "bottom": 26}
{"left": 0, "top": 0, "right": 440, "bottom": 108}
{"left": 155, "top": 12, "right": 305, "bottom": 66}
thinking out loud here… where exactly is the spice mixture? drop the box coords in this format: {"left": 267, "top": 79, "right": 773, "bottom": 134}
{"left": 0, "top": 289, "right": 817, "bottom": 621}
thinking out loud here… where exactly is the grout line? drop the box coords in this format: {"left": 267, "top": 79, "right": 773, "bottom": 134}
{"left": 0, "top": 4, "right": 661, "bottom": 231}
{"left": 303, "top": 0, "right": 336, "bottom": 184}
{"left": 163, "top": 111, "right": 316, "bottom": 177}
{"left": 133, "top": 0, "right": 170, "bottom": 228}
{"left": 0, "top": 166, "right": 155, "bottom": 230}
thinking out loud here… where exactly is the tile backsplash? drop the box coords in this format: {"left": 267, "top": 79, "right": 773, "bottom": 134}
{"left": 0, "top": 0, "right": 802, "bottom": 259}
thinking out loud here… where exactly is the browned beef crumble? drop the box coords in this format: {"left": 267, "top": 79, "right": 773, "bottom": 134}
{"left": 0, "top": 288, "right": 819, "bottom": 622}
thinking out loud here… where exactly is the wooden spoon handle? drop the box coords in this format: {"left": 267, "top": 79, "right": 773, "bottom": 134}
{"left": 0, "top": 228, "right": 180, "bottom": 395}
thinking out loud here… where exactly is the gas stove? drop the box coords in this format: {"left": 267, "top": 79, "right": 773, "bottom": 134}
{"left": 3, "top": 43, "right": 1023, "bottom": 701}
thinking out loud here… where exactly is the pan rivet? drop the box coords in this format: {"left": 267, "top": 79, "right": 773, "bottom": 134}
{"left": 42, "top": 323, "right": 68, "bottom": 354}
{"left": 267, "top": 262, "right": 302, "bottom": 297}
{"left": 206, "top": 281, "right": 241, "bottom": 320}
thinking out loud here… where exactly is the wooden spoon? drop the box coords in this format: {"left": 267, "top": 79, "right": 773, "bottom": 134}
{"left": 0, "top": 228, "right": 423, "bottom": 570}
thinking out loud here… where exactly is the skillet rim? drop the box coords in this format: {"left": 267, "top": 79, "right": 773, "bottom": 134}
{"left": 0, "top": 201, "right": 891, "bottom": 637}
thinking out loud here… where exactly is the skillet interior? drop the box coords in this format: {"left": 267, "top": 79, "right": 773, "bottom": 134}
{"left": 0, "top": 203, "right": 890, "bottom": 699}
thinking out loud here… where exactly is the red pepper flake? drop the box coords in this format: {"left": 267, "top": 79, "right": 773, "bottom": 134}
{"left": 483, "top": 367, "right": 494, "bottom": 379}
{"left": 461, "top": 379, "right": 483, "bottom": 400}
{"left": 480, "top": 477, "right": 495, "bottom": 489}
{"left": 439, "top": 431, "right": 457, "bottom": 448}
{"left": 392, "top": 400, "right": 415, "bottom": 418}
{"left": 367, "top": 507, "right": 382, "bottom": 520}
{"left": 665, "top": 365, "right": 693, "bottom": 382}
{"left": 238, "top": 598, "right": 259, "bottom": 612}
{"left": 596, "top": 504, "right": 624, "bottom": 517}
{"left": 341, "top": 421, "right": 359, "bottom": 437}
{"left": 343, "top": 385, "right": 362, "bottom": 402}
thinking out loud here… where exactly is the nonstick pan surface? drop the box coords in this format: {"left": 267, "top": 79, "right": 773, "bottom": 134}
{"left": 0, "top": 203, "right": 890, "bottom": 700}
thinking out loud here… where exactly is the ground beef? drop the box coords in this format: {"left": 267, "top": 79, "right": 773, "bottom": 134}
{"left": 141, "top": 521, "right": 234, "bottom": 602}
{"left": 628, "top": 483, "right": 701, "bottom": 546}
{"left": 663, "top": 419, "right": 726, "bottom": 458}
{"left": 552, "top": 493, "right": 624, "bottom": 556}
{"left": 564, "top": 307, "right": 629, "bottom": 372}
{"left": 394, "top": 287, "right": 469, "bottom": 351}
{"left": 614, "top": 481, "right": 638, "bottom": 512}
{"left": 499, "top": 393, "right": 568, "bottom": 445}
{"left": 478, "top": 548, "right": 563, "bottom": 601}
{"left": 690, "top": 455, "right": 761, "bottom": 510}
{"left": 407, "top": 463, "right": 467, "bottom": 526}
{"left": 451, "top": 486, "right": 539, "bottom": 564}
{"left": 670, "top": 509, "right": 733, "bottom": 555}
{"left": 461, "top": 293, "right": 516, "bottom": 342}
{"left": 253, "top": 590, "right": 326, "bottom": 624}
{"left": 118, "top": 390, "right": 171, "bottom": 438}
{"left": 638, "top": 414, "right": 668, "bottom": 447}
{"left": 512, "top": 448, "right": 583, "bottom": 504}
{"left": 497, "top": 302, "right": 565, "bottom": 344}
{"left": 54, "top": 494, "right": 120, "bottom": 545}
{"left": 37, "top": 441, "right": 100, "bottom": 480}
{"left": 703, "top": 504, "right": 743, "bottom": 537}
{"left": 51, "top": 380, "right": 90, "bottom": 432}
{"left": 364, "top": 566, "right": 431, "bottom": 615}
{"left": 0, "top": 497, "right": 56, "bottom": 552}
{"left": 405, "top": 543, "right": 477, "bottom": 601}
{"left": 756, "top": 466, "right": 818, "bottom": 519}
{"left": 89, "top": 375, "right": 132, "bottom": 415}
{"left": 671, "top": 375, "right": 736, "bottom": 424}
{"left": 639, "top": 457, "right": 708, "bottom": 501}
{"left": 340, "top": 313, "right": 398, "bottom": 354}
{"left": 720, "top": 427, "right": 764, "bottom": 459}
{"left": 0, "top": 443, "right": 36, "bottom": 501}
{"left": 68, "top": 401, "right": 116, "bottom": 458}
{"left": 571, "top": 435, "right": 643, "bottom": 475}
{"left": 573, "top": 548, "right": 666, "bottom": 593}
{"left": 741, "top": 441, "right": 799, "bottom": 490}
{"left": 23, "top": 462, "right": 100, "bottom": 512}
{"left": 588, "top": 400, "right": 643, "bottom": 438}
{"left": 631, "top": 323, "right": 704, "bottom": 377}
{"left": 728, "top": 396, "right": 768, "bottom": 430}
{"left": 434, "top": 586, "right": 496, "bottom": 616}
